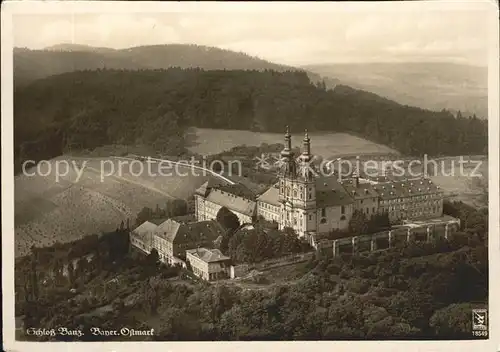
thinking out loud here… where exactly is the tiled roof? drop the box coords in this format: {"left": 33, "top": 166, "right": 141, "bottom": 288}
{"left": 132, "top": 221, "right": 156, "bottom": 237}
{"left": 216, "top": 183, "right": 256, "bottom": 200}
{"left": 177, "top": 220, "right": 225, "bottom": 244}
{"left": 194, "top": 178, "right": 224, "bottom": 197}
{"left": 373, "top": 178, "right": 441, "bottom": 200}
{"left": 154, "top": 219, "right": 224, "bottom": 244}
{"left": 256, "top": 184, "right": 281, "bottom": 207}
{"left": 316, "top": 189, "right": 353, "bottom": 207}
{"left": 315, "top": 175, "right": 341, "bottom": 192}
{"left": 341, "top": 179, "right": 379, "bottom": 199}
{"left": 186, "top": 247, "right": 230, "bottom": 263}
{"left": 155, "top": 219, "right": 181, "bottom": 242}
{"left": 149, "top": 217, "right": 169, "bottom": 226}
{"left": 206, "top": 189, "right": 256, "bottom": 217}
{"left": 314, "top": 175, "right": 354, "bottom": 207}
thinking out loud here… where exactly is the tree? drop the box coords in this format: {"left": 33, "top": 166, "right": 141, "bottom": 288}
{"left": 216, "top": 207, "right": 240, "bottom": 233}
{"left": 146, "top": 248, "right": 160, "bottom": 273}
{"left": 216, "top": 207, "right": 241, "bottom": 253}
{"left": 67, "top": 261, "right": 75, "bottom": 286}
{"left": 143, "top": 279, "right": 160, "bottom": 315}
{"left": 348, "top": 210, "right": 368, "bottom": 235}
{"left": 429, "top": 303, "right": 475, "bottom": 338}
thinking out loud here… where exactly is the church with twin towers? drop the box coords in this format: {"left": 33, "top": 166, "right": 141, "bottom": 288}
{"left": 195, "top": 127, "right": 444, "bottom": 238}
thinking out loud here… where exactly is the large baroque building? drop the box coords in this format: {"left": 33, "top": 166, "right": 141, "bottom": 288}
{"left": 195, "top": 128, "right": 444, "bottom": 238}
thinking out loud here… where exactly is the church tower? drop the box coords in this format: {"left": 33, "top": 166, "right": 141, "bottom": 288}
{"left": 277, "top": 128, "right": 317, "bottom": 237}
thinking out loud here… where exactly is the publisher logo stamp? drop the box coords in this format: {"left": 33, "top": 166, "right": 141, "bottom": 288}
{"left": 472, "top": 309, "right": 488, "bottom": 335}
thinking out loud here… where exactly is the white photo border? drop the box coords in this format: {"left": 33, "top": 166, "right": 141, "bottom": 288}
{"left": 2, "top": 1, "right": 499, "bottom": 351}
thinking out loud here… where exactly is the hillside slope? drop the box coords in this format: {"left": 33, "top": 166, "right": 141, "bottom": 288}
{"left": 303, "top": 62, "right": 488, "bottom": 119}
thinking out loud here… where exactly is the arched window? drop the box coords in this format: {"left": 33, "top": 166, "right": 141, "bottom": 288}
{"left": 340, "top": 215, "right": 346, "bottom": 221}
{"left": 320, "top": 218, "right": 327, "bottom": 224}
{"left": 293, "top": 190, "right": 297, "bottom": 198}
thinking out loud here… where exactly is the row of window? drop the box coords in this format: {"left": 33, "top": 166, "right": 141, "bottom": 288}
{"left": 380, "top": 194, "right": 440, "bottom": 205}
{"left": 260, "top": 210, "right": 280, "bottom": 222}
{"left": 191, "top": 266, "right": 208, "bottom": 280}
{"left": 384, "top": 206, "right": 440, "bottom": 218}
{"left": 319, "top": 215, "right": 346, "bottom": 224}
{"left": 280, "top": 187, "right": 313, "bottom": 200}
{"left": 259, "top": 202, "right": 279, "bottom": 213}
{"left": 385, "top": 203, "right": 441, "bottom": 212}
{"left": 358, "top": 207, "right": 376, "bottom": 215}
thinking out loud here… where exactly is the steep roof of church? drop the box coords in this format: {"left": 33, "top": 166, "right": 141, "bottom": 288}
{"left": 316, "top": 188, "right": 354, "bottom": 207}
{"left": 256, "top": 184, "right": 281, "bottom": 206}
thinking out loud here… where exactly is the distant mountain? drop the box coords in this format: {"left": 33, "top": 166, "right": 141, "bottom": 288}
{"left": 14, "top": 43, "right": 339, "bottom": 87}
{"left": 44, "top": 43, "right": 117, "bottom": 53}
{"left": 303, "top": 62, "right": 488, "bottom": 119}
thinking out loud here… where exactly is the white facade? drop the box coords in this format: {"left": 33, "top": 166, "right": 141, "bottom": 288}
{"left": 186, "top": 248, "right": 231, "bottom": 281}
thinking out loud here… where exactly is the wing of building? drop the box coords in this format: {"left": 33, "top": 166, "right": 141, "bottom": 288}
{"left": 130, "top": 218, "right": 224, "bottom": 266}
{"left": 194, "top": 180, "right": 256, "bottom": 224}
{"left": 194, "top": 127, "right": 444, "bottom": 239}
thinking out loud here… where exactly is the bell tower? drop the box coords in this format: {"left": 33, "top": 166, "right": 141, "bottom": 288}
{"left": 277, "top": 128, "right": 317, "bottom": 237}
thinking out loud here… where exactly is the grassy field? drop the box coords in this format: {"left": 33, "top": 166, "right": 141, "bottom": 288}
{"left": 187, "top": 128, "right": 398, "bottom": 158}
{"left": 429, "top": 157, "right": 488, "bottom": 208}
{"left": 15, "top": 156, "right": 213, "bottom": 258}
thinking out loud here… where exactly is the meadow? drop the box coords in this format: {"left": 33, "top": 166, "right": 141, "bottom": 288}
{"left": 187, "top": 128, "right": 399, "bottom": 158}
{"left": 15, "top": 156, "right": 212, "bottom": 258}
{"left": 429, "top": 157, "right": 488, "bottom": 208}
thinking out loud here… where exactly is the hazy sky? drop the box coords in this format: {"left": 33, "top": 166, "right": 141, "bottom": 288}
{"left": 12, "top": 3, "right": 492, "bottom": 66}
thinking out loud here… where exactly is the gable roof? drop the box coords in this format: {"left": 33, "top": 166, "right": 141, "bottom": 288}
{"left": 313, "top": 175, "right": 354, "bottom": 207}
{"left": 256, "top": 184, "right": 281, "bottom": 207}
{"left": 155, "top": 219, "right": 181, "bottom": 242}
{"left": 154, "top": 219, "right": 224, "bottom": 244}
{"left": 341, "top": 179, "right": 379, "bottom": 199}
{"left": 149, "top": 217, "right": 169, "bottom": 226}
{"left": 217, "top": 183, "right": 256, "bottom": 200}
{"left": 194, "top": 178, "right": 224, "bottom": 197}
{"left": 206, "top": 189, "right": 256, "bottom": 217}
{"left": 316, "top": 188, "right": 354, "bottom": 207}
{"left": 186, "top": 247, "right": 230, "bottom": 263}
{"left": 132, "top": 221, "right": 157, "bottom": 237}
{"left": 373, "top": 178, "right": 442, "bottom": 200}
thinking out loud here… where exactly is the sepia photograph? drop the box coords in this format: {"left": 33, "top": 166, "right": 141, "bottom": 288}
{"left": 2, "top": 1, "right": 499, "bottom": 351}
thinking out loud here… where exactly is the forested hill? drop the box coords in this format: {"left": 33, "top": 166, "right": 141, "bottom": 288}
{"left": 14, "top": 44, "right": 334, "bottom": 87}
{"left": 14, "top": 68, "right": 487, "bottom": 170}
